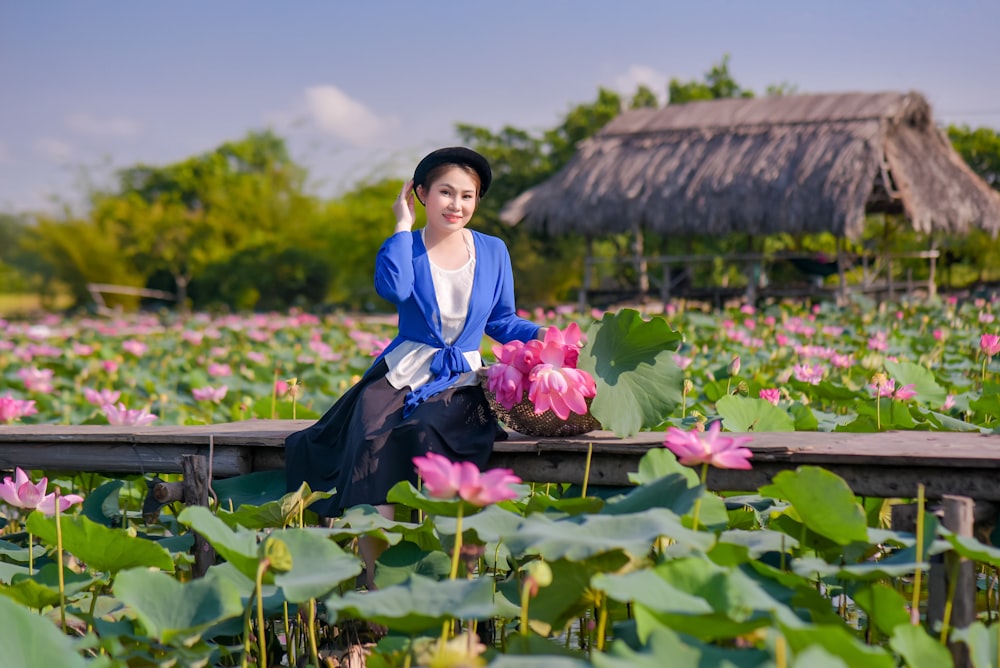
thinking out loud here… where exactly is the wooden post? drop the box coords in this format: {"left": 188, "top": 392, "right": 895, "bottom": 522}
{"left": 578, "top": 238, "right": 593, "bottom": 315}
{"left": 928, "top": 238, "right": 938, "bottom": 299}
{"left": 836, "top": 237, "right": 848, "bottom": 306}
{"left": 662, "top": 264, "right": 672, "bottom": 303}
{"left": 927, "top": 495, "right": 975, "bottom": 668}
{"left": 181, "top": 454, "right": 215, "bottom": 578}
{"left": 632, "top": 225, "right": 648, "bottom": 300}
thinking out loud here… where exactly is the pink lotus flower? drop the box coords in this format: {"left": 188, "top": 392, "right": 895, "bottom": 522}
{"left": 830, "top": 353, "right": 854, "bottom": 369}
{"left": 893, "top": 383, "right": 918, "bottom": 401}
{"left": 413, "top": 452, "right": 521, "bottom": 506}
{"left": 529, "top": 362, "right": 596, "bottom": 420}
{"left": 528, "top": 332, "right": 597, "bottom": 419}
{"left": 192, "top": 385, "right": 228, "bottom": 403}
{"left": 981, "top": 334, "right": 1000, "bottom": 357}
{"left": 0, "top": 467, "right": 47, "bottom": 508}
{"left": 275, "top": 379, "right": 290, "bottom": 397}
{"left": 122, "top": 340, "right": 147, "bottom": 356}
{"left": 673, "top": 354, "right": 693, "bottom": 370}
{"left": 486, "top": 324, "right": 595, "bottom": 418}
{"left": 207, "top": 362, "right": 232, "bottom": 377}
{"left": 943, "top": 395, "right": 956, "bottom": 411}
{"left": 84, "top": 388, "right": 121, "bottom": 407}
{"left": 792, "top": 363, "right": 825, "bottom": 385}
{"left": 72, "top": 343, "right": 95, "bottom": 356}
{"left": 485, "top": 360, "right": 525, "bottom": 410}
{"left": 103, "top": 403, "right": 158, "bottom": 426}
{"left": 0, "top": 468, "right": 84, "bottom": 515}
{"left": 0, "top": 394, "right": 38, "bottom": 423}
{"left": 759, "top": 388, "right": 780, "bottom": 406}
{"left": 17, "top": 367, "right": 54, "bottom": 394}
{"left": 869, "top": 376, "right": 895, "bottom": 398}
{"left": 36, "top": 490, "right": 85, "bottom": 515}
{"left": 662, "top": 422, "right": 754, "bottom": 470}
{"left": 102, "top": 359, "right": 120, "bottom": 374}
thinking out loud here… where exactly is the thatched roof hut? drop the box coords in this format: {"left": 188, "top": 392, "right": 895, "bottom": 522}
{"left": 500, "top": 91, "right": 1000, "bottom": 240}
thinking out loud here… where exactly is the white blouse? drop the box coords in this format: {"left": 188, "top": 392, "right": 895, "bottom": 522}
{"left": 384, "top": 229, "right": 482, "bottom": 391}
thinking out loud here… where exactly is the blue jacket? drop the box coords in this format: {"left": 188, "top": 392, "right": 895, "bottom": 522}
{"left": 373, "top": 229, "right": 540, "bottom": 415}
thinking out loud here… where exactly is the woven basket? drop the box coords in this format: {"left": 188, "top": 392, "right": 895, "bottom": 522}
{"left": 483, "top": 385, "right": 601, "bottom": 437}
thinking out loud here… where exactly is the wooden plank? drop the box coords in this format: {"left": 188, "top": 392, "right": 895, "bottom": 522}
{"left": 2, "top": 422, "right": 1000, "bottom": 501}
{"left": 0, "top": 442, "right": 251, "bottom": 477}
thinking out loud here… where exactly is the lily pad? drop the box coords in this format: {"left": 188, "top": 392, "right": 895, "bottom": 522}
{"left": 578, "top": 309, "right": 684, "bottom": 437}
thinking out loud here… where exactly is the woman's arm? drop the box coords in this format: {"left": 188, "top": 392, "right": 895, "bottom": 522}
{"left": 374, "top": 181, "right": 418, "bottom": 303}
{"left": 484, "top": 243, "right": 541, "bottom": 343}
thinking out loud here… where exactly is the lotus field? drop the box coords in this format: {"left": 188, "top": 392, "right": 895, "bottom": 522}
{"left": 3, "top": 294, "right": 1000, "bottom": 667}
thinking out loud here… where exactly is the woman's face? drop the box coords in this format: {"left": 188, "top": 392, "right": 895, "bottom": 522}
{"left": 418, "top": 166, "right": 479, "bottom": 235}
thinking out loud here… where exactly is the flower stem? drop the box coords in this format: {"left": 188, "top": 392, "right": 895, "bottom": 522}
{"left": 28, "top": 530, "right": 33, "bottom": 575}
{"left": 55, "top": 492, "right": 66, "bottom": 633}
{"left": 449, "top": 506, "right": 464, "bottom": 581}
{"left": 595, "top": 592, "right": 608, "bottom": 651}
{"left": 440, "top": 505, "right": 465, "bottom": 646}
{"left": 283, "top": 602, "right": 294, "bottom": 667}
{"left": 911, "top": 484, "right": 925, "bottom": 624}
{"left": 520, "top": 579, "right": 532, "bottom": 636}
{"left": 255, "top": 559, "right": 270, "bottom": 668}
{"left": 307, "top": 599, "right": 320, "bottom": 668}
{"left": 691, "top": 462, "right": 709, "bottom": 532}
{"left": 582, "top": 442, "right": 594, "bottom": 498}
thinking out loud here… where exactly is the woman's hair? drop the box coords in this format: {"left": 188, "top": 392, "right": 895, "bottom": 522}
{"left": 422, "top": 162, "right": 482, "bottom": 197}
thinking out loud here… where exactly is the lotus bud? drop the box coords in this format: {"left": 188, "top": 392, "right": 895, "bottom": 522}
{"left": 728, "top": 356, "right": 741, "bottom": 376}
{"left": 523, "top": 559, "right": 552, "bottom": 598}
{"left": 870, "top": 372, "right": 889, "bottom": 390}
{"left": 260, "top": 536, "right": 293, "bottom": 573}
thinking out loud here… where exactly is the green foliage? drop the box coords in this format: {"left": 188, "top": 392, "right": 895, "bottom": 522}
{"left": 113, "top": 567, "right": 245, "bottom": 645}
{"left": 668, "top": 54, "right": 754, "bottom": 104}
{"left": 760, "top": 467, "right": 869, "bottom": 546}
{"left": 949, "top": 124, "right": 1000, "bottom": 190}
{"left": 579, "top": 308, "right": 684, "bottom": 436}
{"left": 0, "top": 596, "right": 92, "bottom": 667}
{"left": 26, "top": 511, "right": 175, "bottom": 573}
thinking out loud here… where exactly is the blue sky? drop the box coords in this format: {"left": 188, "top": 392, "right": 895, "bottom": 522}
{"left": 2, "top": 0, "right": 999, "bottom": 214}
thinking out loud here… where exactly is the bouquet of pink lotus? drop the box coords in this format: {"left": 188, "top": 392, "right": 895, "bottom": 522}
{"left": 485, "top": 323, "right": 598, "bottom": 432}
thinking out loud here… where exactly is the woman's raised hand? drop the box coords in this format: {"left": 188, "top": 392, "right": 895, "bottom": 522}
{"left": 393, "top": 179, "right": 416, "bottom": 232}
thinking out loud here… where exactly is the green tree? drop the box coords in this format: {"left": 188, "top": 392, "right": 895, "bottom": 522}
{"left": 456, "top": 89, "right": 630, "bottom": 305}
{"left": 629, "top": 85, "right": 661, "bottom": 109}
{"left": 668, "top": 54, "right": 754, "bottom": 104}
{"left": 948, "top": 125, "right": 1000, "bottom": 189}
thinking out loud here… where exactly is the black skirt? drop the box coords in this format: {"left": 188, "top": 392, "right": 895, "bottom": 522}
{"left": 284, "top": 360, "right": 503, "bottom": 517}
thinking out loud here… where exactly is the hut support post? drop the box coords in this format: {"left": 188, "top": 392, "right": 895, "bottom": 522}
{"left": 661, "top": 263, "right": 672, "bottom": 303}
{"left": 836, "top": 237, "right": 848, "bottom": 306}
{"left": 181, "top": 454, "right": 215, "bottom": 578}
{"left": 928, "top": 237, "right": 938, "bottom": 299}
{"left": 579, "top": 238, "right": 594, "bottom": 315}
{"left": 632, "top": 225, "right": 648, "bottom": 300}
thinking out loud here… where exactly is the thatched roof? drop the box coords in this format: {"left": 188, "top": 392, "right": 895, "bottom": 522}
{"left": 500, "top": 91, "right": 1000, "bottom": 239}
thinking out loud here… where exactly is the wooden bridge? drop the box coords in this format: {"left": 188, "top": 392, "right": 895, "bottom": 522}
{"left": 1, "top": 420, "right": 999, "bottom": 501}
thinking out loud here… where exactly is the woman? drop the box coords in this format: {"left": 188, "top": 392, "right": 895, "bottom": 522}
{"left": 284, "top": 147, "right": 541, "bottom": 586}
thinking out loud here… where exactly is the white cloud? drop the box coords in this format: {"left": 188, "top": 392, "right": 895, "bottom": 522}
{"left": 303, "top": 84, "right": 396, "bottom": 144}
{"left": 34, "top": 137, "right": 73, "bottom": 162}
{"left": 615, "top": 65, "right": 669, "bottom": 105}
{"left": 65, "top": 113, "right": 141, "bottom": 138}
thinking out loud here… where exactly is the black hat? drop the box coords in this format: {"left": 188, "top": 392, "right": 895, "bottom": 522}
{"left": 413, "top": 147, "right": 492, "bottom": 203}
